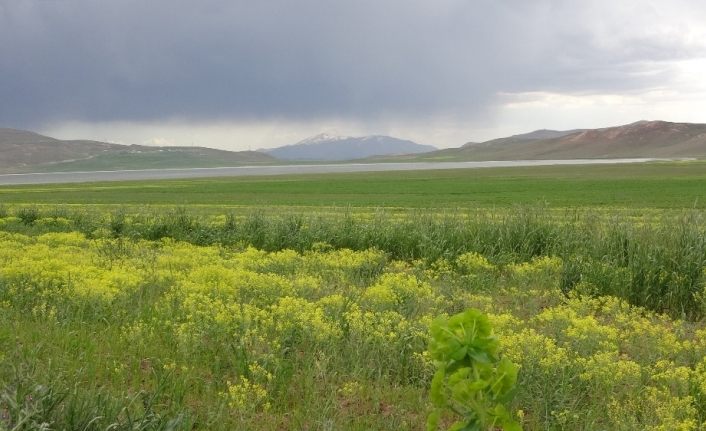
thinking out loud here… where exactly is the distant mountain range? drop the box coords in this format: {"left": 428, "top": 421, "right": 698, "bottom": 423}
{"left": 366, "top": 121, "right": 706, "bottom": 162}
{"left": 0, "top": 128, "right": 277, "bottom": 173}
{"left": 1, "top": 121, "right": 705, "bottom": 173}
{"left": 262, "top": 133, "right": 437, "bottom": 161}
{"left": 456, "top": 121, "right": 706, "bottom": 160}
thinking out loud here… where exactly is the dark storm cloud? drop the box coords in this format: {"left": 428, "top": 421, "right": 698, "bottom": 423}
{"left": 1, "top": 0, "right": 704, "bottom": 127}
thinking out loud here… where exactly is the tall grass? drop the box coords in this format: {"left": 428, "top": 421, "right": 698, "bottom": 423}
{"left": 1, "top": 363, "right": 189, "bottom": 430}
{"left": 2, "top": 205, "right": 706, "bottom": 318}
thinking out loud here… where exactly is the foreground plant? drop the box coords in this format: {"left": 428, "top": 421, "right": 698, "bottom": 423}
{"left": 427, "top": 309, "right": 521, "bottom": 431}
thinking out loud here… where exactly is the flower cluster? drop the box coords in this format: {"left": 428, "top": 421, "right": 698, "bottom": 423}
{"left": 3, "top": 227, "right": 706, "bottom": 430}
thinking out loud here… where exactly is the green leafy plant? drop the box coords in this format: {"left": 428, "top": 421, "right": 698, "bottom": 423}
{"left": 427, "top": 309, "right": 521, "bottom": 431}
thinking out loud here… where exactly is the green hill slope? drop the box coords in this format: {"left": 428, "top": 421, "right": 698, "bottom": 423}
{"left": 0, "top": 128, "right": 277, "bottom": 172}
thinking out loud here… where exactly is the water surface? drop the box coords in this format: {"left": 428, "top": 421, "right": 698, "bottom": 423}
{"left": 0, "top": 158, "right": 672, "bottom": 185}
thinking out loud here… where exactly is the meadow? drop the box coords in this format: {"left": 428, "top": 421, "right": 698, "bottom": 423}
{"left": 1, "top": 160, "right": 705, "bottom": 208}
{"left": 2, "top": 161, "right": 706, "bottom": 430}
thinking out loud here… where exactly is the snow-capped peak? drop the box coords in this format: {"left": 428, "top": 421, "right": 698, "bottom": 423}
{"left": 296, "top": 133, "right": 350, "bottom": 146}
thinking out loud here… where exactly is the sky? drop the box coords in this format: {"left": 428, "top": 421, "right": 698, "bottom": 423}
{"left": 2, "top": 0, "right": 706, "bottom": 150}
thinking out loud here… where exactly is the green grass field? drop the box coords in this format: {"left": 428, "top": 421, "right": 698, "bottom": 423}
{"left": 2, "top": 160, "right": 705, "bottom": 208}
{"left": 3, "top": 160, "right": 706, "bottom": 430}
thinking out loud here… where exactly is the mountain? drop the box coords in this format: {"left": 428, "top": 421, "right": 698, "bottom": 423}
{"left": 461, "top": 128, "right": 584, "bottom": 149}
{"left": 367, "top": 121, "right": 706, "bottom": 162}
{"left": 0, "top": 128, "right": 277, "bottom": 173}
{"left": 5, "top": 121, "right": 703, "bottom": 174}
{"left": 263, "top": 133, "right": 437, "bottom": 161}
{"left": 0, "top": 128, "right": 122, "bottom": 170}
{"left": 456, "top": 121, "right": 706, "bottom": 160}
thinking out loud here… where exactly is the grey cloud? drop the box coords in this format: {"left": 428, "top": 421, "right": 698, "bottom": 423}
{"left": 1, "top": 0, "right": 705, "bottom": 128}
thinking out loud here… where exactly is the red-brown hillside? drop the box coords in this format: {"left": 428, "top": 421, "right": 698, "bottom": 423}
{"left": 456, "top": 121, "right": 706, "bottom": 160}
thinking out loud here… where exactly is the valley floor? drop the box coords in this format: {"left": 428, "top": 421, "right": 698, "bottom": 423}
{"left": 2, "top": 162, "right": 706, "bottom": 430}
{"left": 0, "top": 157, "right": 681, "bottom": 185}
